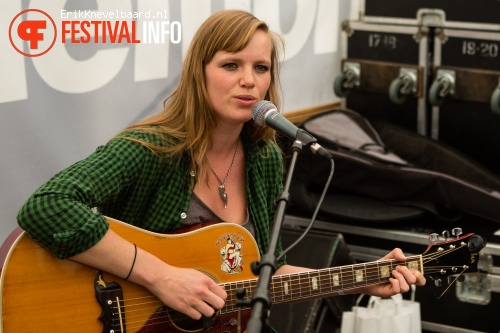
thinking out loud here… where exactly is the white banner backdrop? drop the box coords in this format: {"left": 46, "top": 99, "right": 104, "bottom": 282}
{"left": 0, "top": 0, "right": 357, "bottom": 243}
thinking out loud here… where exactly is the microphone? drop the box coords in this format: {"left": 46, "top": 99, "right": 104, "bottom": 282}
{"left": 252, "top": 100, "right": 332, "bottom": 159}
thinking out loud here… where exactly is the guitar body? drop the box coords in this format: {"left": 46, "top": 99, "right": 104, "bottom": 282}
{"left": 0, "top": 218, "right": 260, "bottom": 333}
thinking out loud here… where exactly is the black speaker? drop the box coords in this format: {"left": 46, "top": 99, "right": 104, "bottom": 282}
{"left": 269, "top": 226, "right": 356, "bottom": 333}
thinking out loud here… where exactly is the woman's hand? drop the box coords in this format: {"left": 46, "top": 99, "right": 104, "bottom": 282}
{"left": 360, "top": 248, "right": 426, "bottom": 297}
{"left": 145, "top": 265, "right": 227, "bottom": 320}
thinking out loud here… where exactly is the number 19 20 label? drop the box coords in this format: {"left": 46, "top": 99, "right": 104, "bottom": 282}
{"left": 462, "top": 40, "right": 499, "bottom": 58}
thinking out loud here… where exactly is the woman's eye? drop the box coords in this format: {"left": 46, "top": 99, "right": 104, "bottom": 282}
{"left": 255, "top": 65, "right": 269, "bottom": 73}
{"left": 223, "top": 63, "right": 238, "bottom": 70}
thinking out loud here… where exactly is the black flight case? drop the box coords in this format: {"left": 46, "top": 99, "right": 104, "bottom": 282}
{"left": 335, "top": 20, "right": 431, "bottom": 136}
{"left": 302, "top": 2, "right": 500, "bottom": 332}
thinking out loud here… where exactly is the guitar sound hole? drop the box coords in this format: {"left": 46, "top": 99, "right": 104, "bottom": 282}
{"left": 167, "top": 310, "right": 215, "bottom": 332}
{"left": 168, "top": 310, "right": 204, "bottom": 331}
{"left": 138, "top": 306, "right": 206, "bottom": 332}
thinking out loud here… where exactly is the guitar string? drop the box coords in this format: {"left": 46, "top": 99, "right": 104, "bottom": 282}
{"left": 119, "top": 244, "right": 459, "bottom": 309}
{"left": 118, "top": 260, "right": 454, "bottom": 316}
{"left": 262, "top": 262, "right": 419, "bottom": 303}
{"left": 120, "top": 271, "right": 432, "bottom": 332}
{"left": 116, "top": 272, "right": 455, "bottom": 332}
{"left": 121, "top": 270, "right": 436, "bottom": 333}
{"left": 110, "top": 270, "right": 397, "bottom": 329}
{"left": 115, "top": 258, "right": 414, "bottom": 312}
{"left": 117, "top": 251, "right": 455, "bottom": 311}
{"left": 115, "top": 277, "right": 402, "bottom": 332}
{"left": 114, "top": 258, "right": 416, "bottom": 304}
{"left": 244, "top": 247, "right": 454, "bottom": 304}
{"left": 111, "top": 245, "right": 465, "bottom": 330}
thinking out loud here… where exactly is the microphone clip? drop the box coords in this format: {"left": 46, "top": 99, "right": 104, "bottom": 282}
{"left": 295, "top": 128, "right": 317, "bottom": 146}
{"left": 294, "top": 130, "right": 333, "bottom": 160}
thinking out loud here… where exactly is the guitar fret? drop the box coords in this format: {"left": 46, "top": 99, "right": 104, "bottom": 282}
{"left": 297, "top": 273, "right": 303, "bottom": 298}
{"left": 329, "top": 267, "right": 341, "bottom": 292}
{"left": 319, "top": 269, "right": 330, "bottom": 294}
{"left": 223, "top": 279, "right": 256, "bottom": 314}
{"left": 340, "top": 265, "right": 354, "bottom": 290}
{"left": 308, "top": 271, "right": 321, "bottom": 296}
{"left": 352, "top": 264, "right": 362, "bottom": 287}
{"left": 285, "top": 275, "right": 293, "bottom": 301}
{"left": 317, "top": 270, "right": 325, "bottom": 294}
{"left": 270, "top": 277, "right": 277, "bottom": 303}
{"left": 353, "top": 264, "right": 365, "bottom": 285}
{"left": 240, "top": 280, "right": 249, "bottom": 309}
{"left": 379, "top": 262, "right": 391, "bottom": 280}
{"left": 271, "top": 275, "right": 280, "bottom": 303}
{"left": 274, "top": 274, "right": 293, "bottom": 303}
{"left": 225, "top": 281, "right": 239, "bottom": 313}
{"left": 319, "top": 268, "right": 333, "bottom": 294}
{"left": 364, "top": 262, "right": 379, "bottom": 285}
{"left": 248, "top": 279, "right": 257, "bottom": 302}
{"left": 304, "top": 272, "right": 310, "bottom": 296}
{"left": 407, "top": 257, "right": 420, "bottom": 271}
{"left": 224, "top": 282, "right": 235, "bottom": 313}
{"left": 298, "top": 275, "right": 304, "bottom": 298}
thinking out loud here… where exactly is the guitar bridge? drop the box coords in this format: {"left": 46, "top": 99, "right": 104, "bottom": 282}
{"left": 95, "top": 271, "right": 127, "bottom": 333}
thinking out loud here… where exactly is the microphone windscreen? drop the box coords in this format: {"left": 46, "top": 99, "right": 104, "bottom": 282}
{"left": 252, "top": 100, "right": 277, "bottom": 126}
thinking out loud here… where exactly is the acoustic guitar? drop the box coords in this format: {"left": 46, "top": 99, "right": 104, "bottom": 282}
{"left": 0, "top": 217, "right": 485, "bottom": 333}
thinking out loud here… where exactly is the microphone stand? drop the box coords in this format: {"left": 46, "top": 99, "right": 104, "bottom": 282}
{"left": 246, "top": 134, "right": 314, "bottom": 333}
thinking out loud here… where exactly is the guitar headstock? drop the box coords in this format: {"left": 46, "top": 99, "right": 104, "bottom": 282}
{"left": 422, "top": 228, "right": 486, "bottom": 291}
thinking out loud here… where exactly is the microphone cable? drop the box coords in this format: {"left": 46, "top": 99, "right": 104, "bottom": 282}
{"left": 277, "top": 156, "right": 335, "bottom": 262}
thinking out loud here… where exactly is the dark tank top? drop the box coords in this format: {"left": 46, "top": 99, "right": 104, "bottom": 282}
{"left": 182, "top": 192, "right": 255, "bottom": 236}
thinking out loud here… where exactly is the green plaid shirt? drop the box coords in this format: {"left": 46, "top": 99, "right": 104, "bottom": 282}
{"left": 17, "top": 130, "right": 285, "bottom": 263}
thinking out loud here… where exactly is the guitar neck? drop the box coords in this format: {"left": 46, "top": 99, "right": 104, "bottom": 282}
{"left": 221, "top": 256, "right": 423, "bottom": 313}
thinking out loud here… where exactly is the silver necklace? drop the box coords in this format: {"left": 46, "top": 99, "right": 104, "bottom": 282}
{"left": 208, "top": 138, "right": 240, "bottom": 208}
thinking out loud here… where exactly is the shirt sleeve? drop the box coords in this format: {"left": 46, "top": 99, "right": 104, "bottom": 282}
{"left": 17, "top": 136, "right": 152, "bottom": 259}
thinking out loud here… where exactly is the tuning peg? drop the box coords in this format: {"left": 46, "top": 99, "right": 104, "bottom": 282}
{"left": 442, "top": 230, "right": 450, "bottom": 240}
{"left": 452, "top": 227, "right": 463, "bottom": 238}
{"left": 434, "top": 279, "right": 442, "bottom": 287}
{"left": 429, "top": 233, "right": 440, "bottom": 244}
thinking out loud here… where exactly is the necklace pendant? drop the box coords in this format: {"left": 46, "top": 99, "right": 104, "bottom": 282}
{"left": 218, "top": 184, "right": 228, "bottom": 208}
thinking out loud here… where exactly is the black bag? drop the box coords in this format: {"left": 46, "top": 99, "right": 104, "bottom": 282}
{"left": 288, "top": 109, "right": 500, "bottom": 224}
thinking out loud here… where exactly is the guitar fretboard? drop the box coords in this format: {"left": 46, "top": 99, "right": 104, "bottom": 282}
{"left": 221, "top": 256, "right": 422, "bottom": 314}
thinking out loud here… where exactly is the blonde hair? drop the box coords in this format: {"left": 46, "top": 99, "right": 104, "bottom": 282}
{"left": 120, "top": 10, "right": 284, "bottom": 183}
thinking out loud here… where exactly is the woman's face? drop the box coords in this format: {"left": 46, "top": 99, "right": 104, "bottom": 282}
{"left": 204, "top": 30, "right": 272, "bottom": 127}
